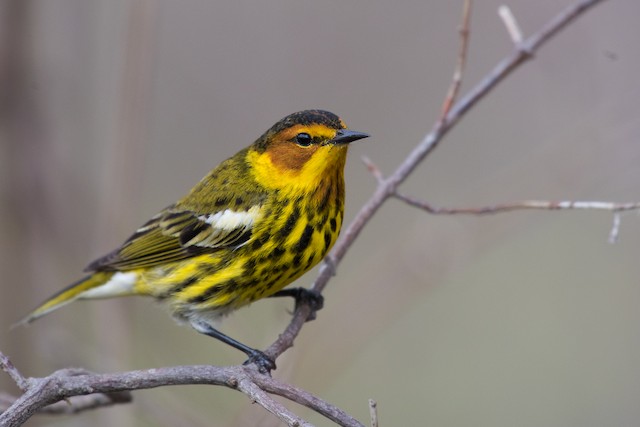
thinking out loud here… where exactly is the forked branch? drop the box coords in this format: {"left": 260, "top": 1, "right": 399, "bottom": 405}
{"left": 266, "top": 0, "right": 611, "bottom": 362}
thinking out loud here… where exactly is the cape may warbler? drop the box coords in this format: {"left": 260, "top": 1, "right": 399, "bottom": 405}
{"left": 22, "top": 110, "right": 368, "bottom": 372}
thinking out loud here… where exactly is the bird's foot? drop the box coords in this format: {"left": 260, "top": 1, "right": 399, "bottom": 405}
{"left": 243, "top": 349, "right": 276, "bottom": 374}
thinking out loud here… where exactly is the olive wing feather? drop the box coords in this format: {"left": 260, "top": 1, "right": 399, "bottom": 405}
{"left": 86, "top": 204, "right": 261, "bottom": 272}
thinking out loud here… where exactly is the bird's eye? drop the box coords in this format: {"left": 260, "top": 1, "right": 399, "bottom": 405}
{"left": 295, "top": 133, "right": 313, "bottom": 147}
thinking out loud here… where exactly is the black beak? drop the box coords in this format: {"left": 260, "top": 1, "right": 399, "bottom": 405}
{"left": 331, "top": 129, "right": 370, "bottom": 145}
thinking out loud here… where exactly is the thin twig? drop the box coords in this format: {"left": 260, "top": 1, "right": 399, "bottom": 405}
{"left": 439, "top": 0, "right": 472, "bottom": 123}
{"left": 255, "top": 375, "right": 364, "bottom": 427}
{"left": 393, "top": 194, "right": 640, "bottom": 215}
{"left": 498, "top": 5, "right": 525, "bottom": 44}
{"left": 393, "top": 193, "right": 639, "bottom": 242}
{"left": 361, "top": 156, "right": 384, "bottom": 184}
{"left": 368, "top": 399, "right": 378, "bottom": 427}
{"left": 236, "top": 376, "right": 313, "bottom": 427}
{"left": 0, "top": 352, "right": 28, "bottom": 391}
{"left": 609, "top": 212, "right": 621, "bottom": 244}
{"left": 0, "top": 391, "right": 131, "bottom": 415}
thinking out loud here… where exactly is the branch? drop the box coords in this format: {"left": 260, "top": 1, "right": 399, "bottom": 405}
{"left": 498, "top": 5, "right": 525, "bottom": 45}
{"left": 393, "top": 195, "right": 640, "bottom": 215}
{"left": 267, "top": 0, "right": 609, "bottom": 361}
{"left": 393, "top": 194, "right": 640, "bottom": 243}
{"left": 253, "top": 375, "right": 363, "bottom": 426}
{"left": 368, "top": 399, "right": 379, "bottom": 427}
{"left": 439, "top": 0, "right": 472, "bottom": 123}
{"left": 0, "top": 359, "right": 363, "bottom": 427}
{"left": 0, "top": 390, "right": 131, "bottom": 416}
{"left": 0, "top": 353, "right": 28, "bottom": 392}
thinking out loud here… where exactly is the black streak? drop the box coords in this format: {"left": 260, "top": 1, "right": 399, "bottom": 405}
{"left": 323, "top": 230, "right": 332, "bottom": 253}
{"left": 279, "top": 206, "right": 300, "bottom": 239}
{"left": 294, "top": 225, "right": 314, "bottom": 253}
{"left": 188, "top": 283, "right": 229, "bottom": 304}
{"left": 159, "top": 277, "right": 198, "bottom": 300}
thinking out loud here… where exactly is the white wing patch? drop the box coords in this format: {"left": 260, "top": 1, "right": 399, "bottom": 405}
{"left": 79, "top": 272, "right": 138, "bottom": 299}
{"left": 198, "top": 206, "right": 260, "bottom": 231}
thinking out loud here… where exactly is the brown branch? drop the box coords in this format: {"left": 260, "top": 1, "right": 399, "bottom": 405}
{"left": 439, "top": 0, "right": 472, "bottom": 123}
{"left": 361, "top": 156, "right": 384, "bottom": 184}
{"left": 267, "top": 0, "right": 609, "bottom": 361}
{"left": 254, "top": 375, "right": 363, "bottom": 426}
{"left": 393, "top": 194, "right": 640, "bottom": 215}
{"left": 0, "top": 362, "right": 363, "bottom": 427}
{"left": 235, "top": 376, "right": 313, "bottom": 427}
{"left": 0, "top": 353, "right": 28, "bottom": 392}
{"left": 1, "top": 0, "right": 610, "bottom": 426}
{"left": 392, "top": 194, "right": 640, "bottom": 243}
{"left": 0, "top": 390, "right": 131, "bottom": 416}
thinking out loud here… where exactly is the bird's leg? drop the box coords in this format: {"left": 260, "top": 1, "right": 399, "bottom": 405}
{"left": 270, "top": 288, "right": 324, "bottom": 321}
{"left": 191, "top": 321, "right": 275, "bottom": 374}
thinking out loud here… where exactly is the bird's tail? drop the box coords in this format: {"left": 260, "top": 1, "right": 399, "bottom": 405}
{"left": 18, "top": 271, "right": 116, "bottom": 326}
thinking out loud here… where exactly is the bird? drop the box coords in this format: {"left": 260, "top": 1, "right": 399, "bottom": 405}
{"left": 21, "top": 109, "right": 369, "bottom": 372}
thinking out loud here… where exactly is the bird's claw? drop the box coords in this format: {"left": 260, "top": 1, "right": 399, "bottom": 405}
{"left": 243, "top": 350, "right": 276, "bottom": 374}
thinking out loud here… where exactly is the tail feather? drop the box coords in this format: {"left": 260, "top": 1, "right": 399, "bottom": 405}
{"left": 18, "top": 272, "right": 114, "bottom": 326}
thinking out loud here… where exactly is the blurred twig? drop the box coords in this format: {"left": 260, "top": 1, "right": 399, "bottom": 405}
{"left": 439, "top": 0, "right": 472, "bottom": 123}
{"left": 368, "top": 399, "right": 378, "bottom": 427}
{"left": 393, "top": 195, "right": 640, "bottom": 215}
{"left": 498, "top": 5, "right": 525, "bottom": 45}
{"left": 392, "top": 194, "right": 640, "bottom": 243}
{"left": 0, "top": 352, "right": 28, "bottom": 392}
{"left": 0, "top": 390, "right": 131, "bottom": 416}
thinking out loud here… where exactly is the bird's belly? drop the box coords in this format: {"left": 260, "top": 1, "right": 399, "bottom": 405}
{"left": 136, "top": 206, "right": 341, "bottom": 319}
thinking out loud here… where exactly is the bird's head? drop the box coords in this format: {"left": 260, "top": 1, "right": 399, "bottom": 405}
{"left": 248, "top": 110, "right": 369, "bottom": 190}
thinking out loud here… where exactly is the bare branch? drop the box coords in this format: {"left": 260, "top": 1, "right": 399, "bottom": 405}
{"left": 609, "top": 212, "right": 621, "bottom": 244}
{"left": 0, "top": 391, "right": 131, "bottom": 415}
{"left": 235, "top": 376, "right": 313, "bottom": 427}
{"left": 255, "top": 376, "right": 364, "bottom": 427}
{"left": 267, "top": 0, "right": 609, "bottom": 361}
{"left": 0, "top": 365, "right": 361, "bottom": 427}
{"left": 368, "top": 399, "right": 378, "bottom": 427}
{"left": 361, "top": 156, "right": 384, "bottom": 184}
{"left": 0, "top": 352, "right": 28, "bottom": 392}
{"left": 393, "top": 194, "right": 640, "bottom": 215}
{"left": 439, "top": 0, "right": 472, "bottom": 123}
{"left": 393, "top": 193, "right": 640, "bottom": 242}
{"left": 498, "top": 5, "right": 525, "bottom": 45}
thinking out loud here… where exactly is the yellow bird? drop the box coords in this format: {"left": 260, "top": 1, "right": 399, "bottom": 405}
{"left": 22, "top": 110, "right": 369, "bottom": 372}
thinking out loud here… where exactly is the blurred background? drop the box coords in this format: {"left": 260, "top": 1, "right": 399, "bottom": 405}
{"left": 2, "top": 0, "right": 640, "bottom": 426}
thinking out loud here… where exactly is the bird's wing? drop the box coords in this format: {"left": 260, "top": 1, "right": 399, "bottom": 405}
{"left": 86, "top": 204, "right": 262, "bottom": 272}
